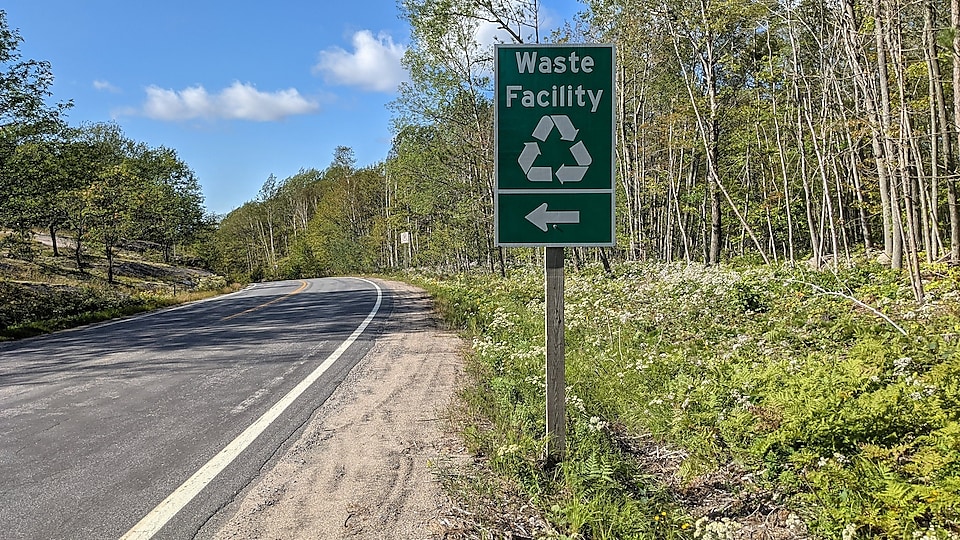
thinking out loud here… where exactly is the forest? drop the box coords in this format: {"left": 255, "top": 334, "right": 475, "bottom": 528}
{"left": 206, "top": 0, "right": 960, "bottom": 307}
{"left": 0, "top": 11, "right": 208, "bottom": 284}
{"left": 199, "top": 4, "right": 960, "bottom": 533}
{"left": 7, "top": 0, "right": 958, "bottom": 290}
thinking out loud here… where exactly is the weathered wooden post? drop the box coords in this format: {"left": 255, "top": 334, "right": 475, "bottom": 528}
{"left": 545, "top": 247, "right": 566, "bottom": 460}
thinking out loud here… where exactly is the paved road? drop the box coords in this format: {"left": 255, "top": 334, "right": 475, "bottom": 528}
{"left": 0, "top": 278, "right": 392, "bottom": 539}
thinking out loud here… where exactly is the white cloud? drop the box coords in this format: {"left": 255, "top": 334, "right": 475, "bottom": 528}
{"left": 141, "top": 82, "right": 319, "bottom": 122}
{"left": 93, "top": 79, "right": 121, "bottom": 93}
{"left": 315, "top": 30, "right": 407, "bottom": 93}
{"left": 470, "top": 0, "right": 550, "bottom": 48}
{"left": 474, "top": 21, "right": 515, "bottom": 48}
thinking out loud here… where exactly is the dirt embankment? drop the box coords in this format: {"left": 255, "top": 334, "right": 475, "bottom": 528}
{"left": 200, "top": 281, "right": 465, "bottom": 540}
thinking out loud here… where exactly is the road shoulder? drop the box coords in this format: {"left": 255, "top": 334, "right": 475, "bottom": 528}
{"left": 200, "top": 280, "right": 464, "bottom": 539}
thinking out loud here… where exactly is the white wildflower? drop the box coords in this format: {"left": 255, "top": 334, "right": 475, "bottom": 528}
{"left": 894, "top": 357, "right": 912, "bottom": 377}
{"left": 785, "top": 513, "right": 804, "bottom": 531}
{"left": 588, "top": 416, "right": 608, "bottom": 432}
{"left": 694, "top": 517, "right": 742, "bottom": 540}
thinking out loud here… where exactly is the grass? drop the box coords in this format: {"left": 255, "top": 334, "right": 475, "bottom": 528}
{"left": 0, "top": 237, "right": 236, "bottom": 341}
{"left": 414, "top": 259, "right": 960, "bottom": 539}
{"left": 0, "top": 285, "right": 238, "bottom": 340}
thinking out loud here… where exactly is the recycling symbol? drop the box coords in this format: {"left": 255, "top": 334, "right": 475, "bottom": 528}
{"left": 517, "top": 115, "right": 592, "bottom": 184}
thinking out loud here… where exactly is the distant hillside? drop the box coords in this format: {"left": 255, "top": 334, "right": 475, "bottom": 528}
{"left": 0, "top": 232, "right": 234, "bottom": 340}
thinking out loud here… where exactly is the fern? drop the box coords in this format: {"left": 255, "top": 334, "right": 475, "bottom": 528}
{"left": 583, "top": 451, "right": 618, "bottom": 491}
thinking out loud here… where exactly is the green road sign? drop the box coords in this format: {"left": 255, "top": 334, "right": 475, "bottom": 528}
{"left": 494, "top": 44, "right": 615, "bottom": 247}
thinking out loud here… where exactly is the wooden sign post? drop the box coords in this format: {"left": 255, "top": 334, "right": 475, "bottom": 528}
{"left": 545, "top": 247, "right": 565, "bottom": 460}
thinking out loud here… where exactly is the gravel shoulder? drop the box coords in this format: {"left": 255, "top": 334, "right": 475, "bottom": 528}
{"left": 199, "top": 280, "right": 464, "bottom": 539}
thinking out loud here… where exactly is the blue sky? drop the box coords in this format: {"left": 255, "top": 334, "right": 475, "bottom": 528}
{"left": 4, "top": 1, "right": 583, "bottom": 215}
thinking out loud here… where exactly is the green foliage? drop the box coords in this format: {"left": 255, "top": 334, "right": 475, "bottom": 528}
{"left": 0, "top": 279, "right": 177, "bottom": 340}
{"left": 0, "top": 10, "right": 69, "bottom": 129}
{"left": 209, "top": 151, "right": 390, "bottom": 281}
{"left": 0, "top": 239, "right": 233, "bottom": 340}
{"left": 0, "top": 12, "right": 206, "bottom": 272}
{"left": 195, "top": 275, "right": 227, "bottom": 291}
{"left": 0, "top": 280, "right": 131, "bottom": 330}
{"left": 421, "top": 261, "right": 960, "bottom": 539}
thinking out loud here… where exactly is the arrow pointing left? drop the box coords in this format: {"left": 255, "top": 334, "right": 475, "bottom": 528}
{"left": 525, "top": 202, "right": 581, "bottom": 232}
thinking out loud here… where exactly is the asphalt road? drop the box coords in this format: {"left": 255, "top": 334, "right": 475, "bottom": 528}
{"left": 0, "top": 277, "right": 392, "bottom": 540}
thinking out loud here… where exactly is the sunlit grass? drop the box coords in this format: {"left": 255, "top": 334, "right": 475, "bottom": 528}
{"left": 0, "top": 239, "right": 237, "bottom": 341}
{"left": 0, "top": 285, "right": 240, "bottom": 341}
{"left": 417, "top": 260, "right": 960, "bottom": 539}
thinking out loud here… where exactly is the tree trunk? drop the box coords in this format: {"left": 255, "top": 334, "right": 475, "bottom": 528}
{"left": 952, "top": 0, "right": 960, "bottom": 262}
{"left": 49, "top": 224, "right": 60, "bottom": 257}
{"left": 707, "top": 73, "right": 722, "bottom": 265}
{"left": 106, "top": 242, "right": 114, "bottom": 284}
{"left": 874, "top": 0, "right": 902, "bottom": 268}
{"left": 74, "top": 226, "right": 84, "bottom": 271}
{"left": 923, "top": 0, "right": 949, "bottom": 260}
{"left": 884, "top": 0, "right": 923, "bottom": 298}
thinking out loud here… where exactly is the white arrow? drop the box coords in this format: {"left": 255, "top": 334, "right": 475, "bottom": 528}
{"left": 518, "top": 142, "right": 540, "bottom": 173}
{"left": 527, "top": 166, "right": 553, "bottom": 182}
{"left": 525, "top": 203, "right": 581, "bottom": 232}
{"left": 532, "top": 116, "right": 555, "bottom": 141}
{"left": 569, "top": 140, "right": 592, "bottom": 166}
{"left": 551, "top": 115, "right": 579, "bottom": 141}
{"left": 556, "top": 165, "right": 588, "bottom": 183}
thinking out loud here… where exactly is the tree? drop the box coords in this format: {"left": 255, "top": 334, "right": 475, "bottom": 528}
{"left": 210, "top": 0, "right": 960, "bottom": 284}
{"left": 389, "top": 0, "right": 545, "bottom": 274}
{"left": 127, "top": 146, "right": 205, "bottom": 263}
{"left": 303, "top": 149, "right": 387, "bottom": 275}
{"left": 83, "top": 164, "right": 135, "bottom": 283}
{"left": 0, "top": 10, "right": 70, "bottom": 253}
{"left": 0, "top": 10, "right": 68, "bottom": 129}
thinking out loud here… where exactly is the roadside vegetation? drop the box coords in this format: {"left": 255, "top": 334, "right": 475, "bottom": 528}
{"left": 0, "top": 235, "right": 233, "bottom": 341}
{"left": 417, "top": 259, "right": 960, "bottom": 539}
{"left": 1, "top": 10, "right": 229, "bottom": 340}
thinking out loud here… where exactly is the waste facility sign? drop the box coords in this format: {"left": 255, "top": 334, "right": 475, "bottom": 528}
{"left": 494, "top": 43, "right": 615, "bottom": 247}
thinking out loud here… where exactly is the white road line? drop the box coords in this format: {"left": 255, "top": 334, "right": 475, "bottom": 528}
{"left": 120, "top": 278, "right": 383, "bottom": 540}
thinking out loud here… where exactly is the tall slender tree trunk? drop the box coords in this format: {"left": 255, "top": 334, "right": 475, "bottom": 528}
{"left": 772, "top": 105, "right": 796, "bottom": 264}
{"left": 796, "top": 107, "right": 820, "bottom": 266}
{"left": 951, "top": 0, "right": 960, "bottom": 262}
{"left": 842, "top": 0, "right": 894, "bottom": 261}
{"left": 875, "top": 0, "right": 903, "bottom": 268}
{"left": 804, "top": 91, "right": 840, "bottom": 267}
{"left": 74, "top": 223, "right": 85, "bottom": 271}
{"left": 766, "top": 26, "right": 795, "bottom": 264}
{"left": 616, "top": 61, "right": 638, "bottom": 258}
{"left": 106, "top": 243, "right": 114, "bottom": 284}
{"left": 884, "top": 0, "right": 924, "bottom": 298}
{"left": 694, "top": 0, "right": 722, "bottom": 264}
{"left": 924, "top": 0, "right": 949, "bottom": 261}
{"left": 707, "top": 88, "right": 722, "bottom": 264}
{"left": 672, "top": 153, "right": 693, "bottom": 263}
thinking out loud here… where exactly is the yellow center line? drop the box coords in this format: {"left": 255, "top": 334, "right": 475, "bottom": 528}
{"left": 219, "top": 280, "right": 309, "bottom": 322}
